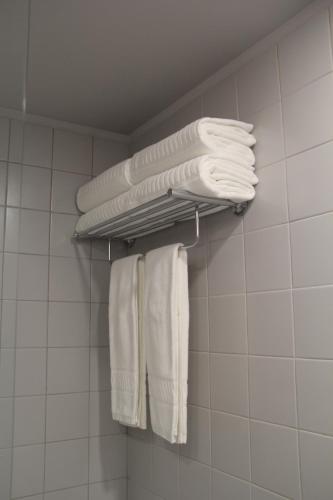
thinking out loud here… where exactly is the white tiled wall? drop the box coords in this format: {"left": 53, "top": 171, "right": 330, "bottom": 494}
{"left": 0, "top": 119, "right": 129, "bottom": 500}
{"left": 128, "top": 7, "right": 333, "bottom": 500}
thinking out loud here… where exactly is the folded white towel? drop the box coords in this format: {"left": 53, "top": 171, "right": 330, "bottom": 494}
{"left": 77, "top": 159, "right": 132, "bottom": 213}
{"left": 144, "top": 244, "right": 189, "bottom": 443}
{"left": 75, "top": 155, "right": 258, "bottom": 235}
{"left": 132, "top": 155, "right": 258, "bottom": 205}
{"left": 109, "top": 255, "right": 146, "bottom": 428}
{"left": 130, "top": 117, "right": 255, "bottom": 184}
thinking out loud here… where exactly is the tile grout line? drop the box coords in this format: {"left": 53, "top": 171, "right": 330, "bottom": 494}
{"left": 8, "top": 120, "right": 25, "bottom": 500}
{"left": 276, "top": 40, "right": 304, "bottom": 500}
{"left": 42, "top": 124, "right": 55, "bottom": 498}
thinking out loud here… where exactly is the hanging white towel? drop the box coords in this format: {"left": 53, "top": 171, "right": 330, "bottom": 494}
{"left": 109, "top": 254, "right": 146, "bottom": 428}
{"left": 144, "top": 244, "right": 189, "bottom": 443}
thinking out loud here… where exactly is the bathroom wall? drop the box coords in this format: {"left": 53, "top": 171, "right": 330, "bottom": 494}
{"left": 128, "top": 5, "right": 333, "bottom": 500}
{"left": 0, "top": 117, "right": 129, "bottom": 500}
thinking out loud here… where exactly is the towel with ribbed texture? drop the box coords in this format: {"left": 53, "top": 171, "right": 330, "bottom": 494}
{"left": 144, "top": 244, "right": 189, "bottom": 443}
{"left": 109, "top": 254, "right": 146, "bottom": 428}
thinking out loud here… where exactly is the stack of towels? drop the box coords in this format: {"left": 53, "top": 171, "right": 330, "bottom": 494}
{"left": 76, "top": 117, "right": 257, "bottom": 444}
{"left": 75, "top": 117, "right": 258, "bottom": 233}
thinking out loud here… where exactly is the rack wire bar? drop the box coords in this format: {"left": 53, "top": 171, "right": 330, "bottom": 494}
{"left": 73, "top": 188, "right": 247, "bottom": 242}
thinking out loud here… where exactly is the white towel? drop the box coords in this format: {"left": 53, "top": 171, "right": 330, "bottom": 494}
{"left": 144, "top": 244, "right": 189, "bottom": 443}
{"left": 130, "top": 117, "right": 255, "bottom": 184}
{"left": 132, "top": 155, "right": 258, "bottom": 206}
{"left": 109, "top": 255, "right": 146, "bottom": 428}
{"left": 75, "top": 155, "right": 258, "bottom": 235}
{"left": 77, "top": 159, "right": 132, "bottom": 213}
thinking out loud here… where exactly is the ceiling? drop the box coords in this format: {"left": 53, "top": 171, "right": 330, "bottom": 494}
{"left": 1, "top": 0, "right": 313, "bottom": 134}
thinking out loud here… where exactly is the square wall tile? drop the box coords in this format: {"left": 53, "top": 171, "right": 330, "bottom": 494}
{"left": 91, "top": 260, "right": 110, "bottom": 302}
{"left": 1, "top": 253, "right": 16, "bottom": 300}
{"left": 90, "top": 347, "right": 111, "bottom": 391}
{"left": 90, "top": 302, "right": 109, "bottom": 347}
{"left": 89, "top": 479, "right": 126, "bottom": 500}
{"left": 245, "top": 225, "right": 291, "bottom": 292}
{"left": 45, "top": 486, "right": 88, "bottom": 500}
{"left": 247, "top": 291, "right": 293, "bottom": 356}
{"left": 0, "top": 397, "right": 13, "bottom": 448}
{"left": 179, "top": 457, "right": 211, "bottom": 500}
{"left": 50, "top": 212, "right": 90, "bottom": 258}
{"left": 202, "top": 76, "right": 238, "bottom": 119}
{"left": 6, "top": 163, "right": 21, "bottom": 207}
{"left": 247, "top": 103, "right": 284, "bottom": 170}
{"left": 45, "top": 438, "right": 88, "bottom": 491}
{"left": 296, "top": 359, "right": 333, "bottom": 436}
{"left": 299, "top": 430, "right": 333, "bottom": 500}
{"left": 209, "top": 294, "right": 247, "bottom": 354}
{"left": 48, "top": 302, "right": 90, "bottom": 347}
{"left": 89, "top": 390, "right": 124, "bottom": 437}
{"left": 89, "top": 435, "right": 127, "bottom": 483}
{"left": 151, "top": 445, "right": 179, "bottom": 500}
{"left": 14, "top": 395, "right": 45, "bottom": 446}
{"left": 51, "top": 170, "right": 90, "bottom": 215}
{"left": 93, "top": 137, "right": 128, "bottom": 176}
{"left": 287, "top": 141, "right": 333, "bottom": 221}
{"left": 211, "top": 411, "right": 250, "bottom": 480}
{"left": 16, "top": 300, "right": 48, "bottom": 347}
{"left": 23, "top": 123, "right": 53, "bottom": 168}
{"left": 21, "top": 165, "right": 51, "bottom": 210}
{"left": 53, "top": 129, "right": 92, "bottom": 175}
{"left": 17, "top": 254, "right": 49, "bottom": 300}
{"left": 206, "top": 207, "right": 243, "bottom": 242}
{"left": 9, "top": 119, "right": 23, "bottom": 163}
{"left": 187, "top": 245, "right": 208, "bottom": 298}
{"left": 279, "top": 9, "right": 332, "bottom": 95}
{"left": 283, "top": 73, "right": 333, "bottom": 156}
{"left": 294, "top": 286, "right": 333, "bottom": 358}
{"left": 244, "top": 162, "right": 288, "bottom": 232}
{"left": 211, "top": 354, "right": 249, "bottom": 416}
{"left": 11, "top": 444, "right": 44, "bottom": 498}
{"left": 0, "top": 162, "right": 7, "bottom": 205}
{"left": 0, "top": 448, "right": 11, "bottom": 500}
{"left": 49, "top": 256, "right": 90, "bottom": 302}
{"left": 0, "top": 349, "right": 15, "bottom": 397}
{"left": 212, "top": 469, "right": 251, "bottom": 500}
{"left": 290, "top": 213, "right": 333, "bottom": 287}
{"left": 46, "top": 392, "right": 89, "bottom": 441}
{"left": 250, "top": 420, "right": 301, "bottom": 499}
{"left": 127, "top": 436, "right": 152, "bottom": 490}
{"left": 180, "top": 405, "right": 211, "bottom": 465}
{"left": 249, "top": 356, "right": 297, "bottom": 427}
{"left": 208, "top": 235, "right": 245, "bottom": 295}
{"left": 237, "top": 47, "right": 280, "bottom": 119}
{"left": 15, "top": 348, "right": 46, "bottom": 396}
{"left": 0, "top": 117, "right": 9, "bottom": 160}
{"left": 47, "top": 347, "right": 89, "bottom": 394}
{"left": 1, "top": 300, "right": 17, "bottom": 348}
{"left": 189, "top": 297, "right": 209, "bottom": 352}
{"left": 5, "top": 207, "right": 50, "bottom": 254}
{"left": 188, "top": 352, "right": 210, "bottom": 408}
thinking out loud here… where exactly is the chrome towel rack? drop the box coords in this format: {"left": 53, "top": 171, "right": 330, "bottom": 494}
{"left": 73, "top": 188, "right": 247, "bottom": 257}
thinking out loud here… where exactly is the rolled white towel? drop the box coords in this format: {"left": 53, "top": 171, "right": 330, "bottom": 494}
{"left": 76, "top": 159, "right": 132, "bottom": 213}
{"left": 130, "top": 117, "right": 256, "bottom": 184}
